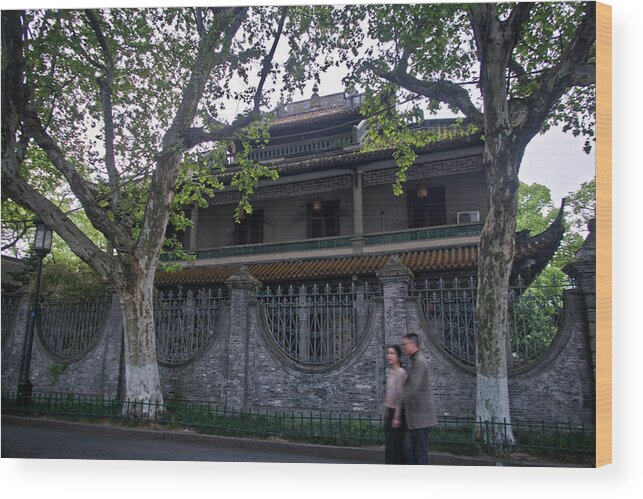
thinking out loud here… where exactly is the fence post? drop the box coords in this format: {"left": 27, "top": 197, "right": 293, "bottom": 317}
{"left": 563, "top": 219, "right": 597, "bottom": 384}
{"left": 377, "top": 255, "right": 413, "bottom": 347}
{"left": 224, "top": 267, "right": 262, "bottom": 410}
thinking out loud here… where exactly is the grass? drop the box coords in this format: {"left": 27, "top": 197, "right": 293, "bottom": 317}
{"left": 1, "top": 391, "right": 594, "bottom": 464}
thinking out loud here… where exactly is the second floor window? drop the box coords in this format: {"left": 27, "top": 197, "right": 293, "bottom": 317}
{"left": 408, "top": 187, "right": 446, "bottom": 228}
{"left": 234, "top": 209, "right": 263, "bottom": 245}
{"left": 307, "top": 200, "right": 340, "bottom": 238}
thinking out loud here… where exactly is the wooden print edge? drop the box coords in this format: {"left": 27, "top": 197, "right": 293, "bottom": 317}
{"left": 595, "top": 1, "right": 612, "bottom": 467}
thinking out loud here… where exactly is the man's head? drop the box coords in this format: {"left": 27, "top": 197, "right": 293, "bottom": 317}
{"left": 401, "top": 333, "right": 419, "bottom": 356}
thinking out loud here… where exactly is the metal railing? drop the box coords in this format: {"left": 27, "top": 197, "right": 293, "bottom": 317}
{"left": 413, "top": 276, "right": 569, "bottom": 367}
{"left": 258, "top": 282, "right": 380, "bottom": 367}
{"left": 194, "top": 235, "right": 353, "bottom": 260}
{"left": 38, "top": 298, "right": 111, "bottom": 361}
{"left": 189, "top": 224, "right": 483, "bottom": 262}
{"left": 154, "top": 287, "right": 227, "bottom": 366}
{"left": 364, "top": 223, "right": 483, "bottom": 246}
{"left": 250, "top": 133, "right": 354, "bottom": 163}
{"left": 1, "top": 391, "right": 595, "bottom": 461}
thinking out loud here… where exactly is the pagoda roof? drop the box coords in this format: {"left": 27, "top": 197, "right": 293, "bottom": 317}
{"left": 269, "top": 105, "right": 362, "bottom": 132}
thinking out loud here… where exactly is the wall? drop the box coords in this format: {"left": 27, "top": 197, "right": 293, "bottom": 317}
{"left": 1, "top": 252, "right": 596, "bottom": 426}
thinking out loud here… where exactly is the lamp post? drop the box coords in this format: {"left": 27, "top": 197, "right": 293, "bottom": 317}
{"left": 17, "top": 220, "right": 52, "bottom": 405}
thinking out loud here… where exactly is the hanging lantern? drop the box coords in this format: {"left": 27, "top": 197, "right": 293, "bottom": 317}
{"left": 312, "top": 198, "right": 322, "bottom": 211}
{"left": 417, "top": 184, "right": 429, "bottom": 199}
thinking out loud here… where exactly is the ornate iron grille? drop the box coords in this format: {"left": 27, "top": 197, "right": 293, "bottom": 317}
{"left": 1, "top": 295, "right": 21, "bottom": 344}
{"left": 154, "top": 288, "right": 226, "bottom": 366}
{"left": 38, "top": 298, "right": 111, "bottom": 360}
{"left": 413, "top": 276, "right": 568, "bottom": 367}
{"left": 259, "top": 282, "right": 379, "bottom": 367}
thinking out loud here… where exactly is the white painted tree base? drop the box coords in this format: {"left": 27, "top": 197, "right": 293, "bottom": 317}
{"left": 476, "top": 373, "right": 516, "bottom": 444}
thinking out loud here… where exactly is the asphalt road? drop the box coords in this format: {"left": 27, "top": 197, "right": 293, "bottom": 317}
{"left": 1, "top": 416, "right": 381, "bottom": 464}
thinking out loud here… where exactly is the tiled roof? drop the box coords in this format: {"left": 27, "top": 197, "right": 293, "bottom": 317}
{"left": 155, "top": 245, "right": 479, "bottom": 287}
{"left": 269, "top": 106, "right": 360, "bottom": 131}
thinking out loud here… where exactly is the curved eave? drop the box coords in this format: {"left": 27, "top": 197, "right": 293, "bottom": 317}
{"left": 513, "top": 199, "right": 566, "bottom": 283}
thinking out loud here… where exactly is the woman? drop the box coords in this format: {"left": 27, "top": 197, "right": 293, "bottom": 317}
{"left": 383, "top": 344, "right": 407, "bottom": 464}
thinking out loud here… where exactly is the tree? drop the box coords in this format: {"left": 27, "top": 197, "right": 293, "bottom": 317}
{"left": 1, "top": 7, "right": 291, "bottom": 411}
{"left": 312, "top": 2, "right": 596, "bottom": 440}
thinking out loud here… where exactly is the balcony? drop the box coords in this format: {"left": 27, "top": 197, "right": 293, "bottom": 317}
{"left": 249, "top": 132, "right": 355, "bottom": 163}
{"left": 167, "top": 223, "right": 484, "bottom": 266}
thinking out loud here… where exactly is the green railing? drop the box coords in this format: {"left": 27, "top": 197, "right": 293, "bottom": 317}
{"left": 1, "top": 391, "right": 594, "bottom": 462}
{"left": 193, "top": 236, "right": 353, "bottom": 260}
{"left": 364, "top": 223, "right": 483, "bottom": 246}
{"left": 164, "top": 224, "right": 484, "bottom": 262}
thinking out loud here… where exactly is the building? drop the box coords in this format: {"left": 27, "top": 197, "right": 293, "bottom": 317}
{"left": 3, "top": 89, "right": 594, "bottom": 425}
{"left": 157, "top": 87, "right": 562, "bottom": 290}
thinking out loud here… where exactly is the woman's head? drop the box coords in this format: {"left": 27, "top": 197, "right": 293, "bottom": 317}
{"left": 386, "top": 344, "right": 402, "bottom": 366}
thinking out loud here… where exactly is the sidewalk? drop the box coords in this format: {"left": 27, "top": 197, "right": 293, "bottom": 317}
{"left": 1, "top": 415, "right": 588, "bottom": 467}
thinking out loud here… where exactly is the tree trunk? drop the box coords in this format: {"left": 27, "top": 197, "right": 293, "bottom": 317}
{"left": 116, "top": 271, "right": 163, "bottom": 416}
{"left": 475, "top": 134, "right": 522, "bottom": 444}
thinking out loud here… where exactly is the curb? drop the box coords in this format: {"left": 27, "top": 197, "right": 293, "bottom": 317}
{"left": 1, "top": 415, "right": 589, "bottom": 467}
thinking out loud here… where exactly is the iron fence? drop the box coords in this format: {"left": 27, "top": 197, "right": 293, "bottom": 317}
{"left": 258, "top": 281, "right": 380, "bottom": 367}
{"left": 1, "top": 391, "right": 594, "bottom": 461}
{"left": 154, "top": 287, "right": 227, "bottom": 366}
{"left": 38, "top": 298, "right": 111, "bottom": 361}
{"left": 413, "top": 276, "right": 569, "bottom": 367}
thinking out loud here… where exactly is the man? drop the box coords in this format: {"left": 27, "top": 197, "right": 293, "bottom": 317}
{"left": 401, "top": 333, "right": 437, "bottom": 464}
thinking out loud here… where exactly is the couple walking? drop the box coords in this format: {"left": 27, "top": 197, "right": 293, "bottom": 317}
{"left": 383, "top": 333, "right": 437, "bottom": 465}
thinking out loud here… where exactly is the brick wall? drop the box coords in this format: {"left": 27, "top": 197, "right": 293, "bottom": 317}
{"left": 2, "top": 241, "right": 595, "bottom": 426}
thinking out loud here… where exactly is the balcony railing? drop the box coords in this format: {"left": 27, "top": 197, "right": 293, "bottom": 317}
{"left": 194, "top": 235, "right": 353, "bottom": 260}
{"left": 250, "top": 133, "right": 354, "bottom": 163}
{"left": 181, "top": 223, "right": 484, "bottom": 262}
{"left": 363, "top": 223, "right": 483, "bottom": 246}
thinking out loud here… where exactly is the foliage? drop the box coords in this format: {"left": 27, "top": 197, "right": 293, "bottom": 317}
{"left": 518, "top": 179, "right": 596, "bottom": 281}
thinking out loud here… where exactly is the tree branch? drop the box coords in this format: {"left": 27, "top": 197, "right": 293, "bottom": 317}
{"left": 364, "top": 60, "right": 484, "bottom": 125}
{"left": 85, "top": 9, "right": 120, "bottom": 211}
{"left": 2, "top": 10, "right": 129, "bottom": 250}
{"left": 1, "top": 163, "right": 115, "bottom": 279}
{"left": 516, "top": 2, "right": 596, "bottom": 141}
{"left": 137, "top": 7, "right": 248, "bottom": 256}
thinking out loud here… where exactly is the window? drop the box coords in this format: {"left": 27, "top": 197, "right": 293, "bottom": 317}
{"left": 234, "top": 209, "right": 263, "bottom": 245}
{"left": 407, "top": 187, "right": 446, "bottom": 228}
{"left": 307, "top": 200, "right": 340, "bottom": 238}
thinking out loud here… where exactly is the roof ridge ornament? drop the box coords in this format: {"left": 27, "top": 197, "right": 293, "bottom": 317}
{"left": 310, "top": 83, "right": 321, "bottom": 108}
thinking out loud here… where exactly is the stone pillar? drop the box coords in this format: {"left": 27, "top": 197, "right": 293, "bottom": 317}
{"left": 224, "top": 266, "right": 261, "bottom": 409}
{"left": 351, "top": 171, "right": 365, "bottom": 254}
{"left": 0, "top": 294, "right": 31, "bottom": 391}
{"left": 377, "top": 255, "right": 413, "bottom": 346}
{"left": 189, "top": 203, "right": 199, "bottom": 252}
{"left": 563, "top": 219, "right": 597, "bottom": 380}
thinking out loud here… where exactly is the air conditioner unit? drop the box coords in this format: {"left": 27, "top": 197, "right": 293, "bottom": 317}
{"left": 457, "top": 211, "right": 480, "bottom": 223}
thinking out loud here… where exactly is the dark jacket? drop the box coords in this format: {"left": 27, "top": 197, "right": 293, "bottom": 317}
{"left": 403, "top": 350, "right": 438, "bottom": 429}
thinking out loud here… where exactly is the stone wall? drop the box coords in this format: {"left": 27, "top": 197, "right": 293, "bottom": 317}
{"left": 1, "top": 237, "right": 596, "bottom": 426}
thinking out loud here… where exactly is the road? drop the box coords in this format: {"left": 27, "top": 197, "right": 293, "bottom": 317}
{"left": 1, "top": 416, "right": 381, "bottom": 464}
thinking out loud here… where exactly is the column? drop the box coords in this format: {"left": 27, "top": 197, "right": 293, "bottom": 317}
{"left": 351, "top": 170, "right": 365, "bottom": 254}
{"left": 224, "top": 266, "right": 262, "bottom": 409}
{"left": 377, "top": 255, "right": 414, "bottom": 346}
{"left": 563, "top": 219, "right": 597, "bottom": 380}
{"left": 189, "top": 203, "right": 199, "bottom": 252}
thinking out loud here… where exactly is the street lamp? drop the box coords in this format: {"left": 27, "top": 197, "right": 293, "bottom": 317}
{"left": 17, "top": 220, "right": 52, "bottom": 405}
